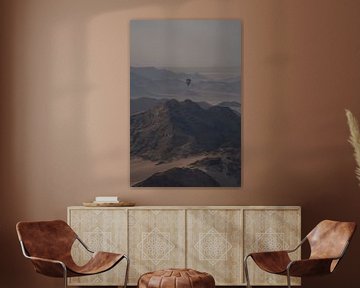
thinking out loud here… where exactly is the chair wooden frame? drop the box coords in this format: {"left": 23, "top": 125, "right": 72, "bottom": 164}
{"left": 243, "top": 220, "right": 356, "bottom": 288}
{"left": 16, "top": 220, "right": 129, "bottom": 288}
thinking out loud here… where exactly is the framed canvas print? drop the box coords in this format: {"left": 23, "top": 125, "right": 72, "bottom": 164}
{"left": 130, "top": 20, "right": 241, "bottom": 187}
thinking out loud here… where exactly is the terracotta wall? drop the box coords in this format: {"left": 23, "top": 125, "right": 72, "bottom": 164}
{"left": 1, "top": 0, "right": 360, "bottom": 287}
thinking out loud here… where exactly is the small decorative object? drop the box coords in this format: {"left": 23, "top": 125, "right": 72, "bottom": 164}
{"left": 130, "top": 20, "right": 242, "bottom": 187}
{"left": 83, "top": 201, "right": 135, "bottom": 207}
{"left": 345, "top": 109, "right": 360, "bottom": 186}
{"left": 94, "top": 196, "right": 119, "bottom": 203}
{"left": 82, "top": 196, "right": 135, "bottom": 207}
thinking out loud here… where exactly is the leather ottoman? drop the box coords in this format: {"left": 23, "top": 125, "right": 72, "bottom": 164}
{"left": 138, "top": 268, "right": 215, "bottom": 288}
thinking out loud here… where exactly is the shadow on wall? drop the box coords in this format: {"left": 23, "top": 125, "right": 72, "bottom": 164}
{"left": 0, "top": 1, "right": 188, "bottom": 288}
{"left": 8, "top": 0, "right": 186, "bottom": 216}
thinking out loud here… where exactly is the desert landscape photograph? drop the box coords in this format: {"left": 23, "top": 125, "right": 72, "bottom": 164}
{"left": 130, "top": 20, "right": 241, "bottom": 187}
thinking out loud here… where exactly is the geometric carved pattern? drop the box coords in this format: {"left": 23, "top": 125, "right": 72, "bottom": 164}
{"left": 194, "top": 227, "right": 232, "bottom": 265}
{"left": 252, "top": 228, "right": 288, "bottom": 252}
{"left": 84, "top": 228, "right": 113, "bottom": 252}
{"left": 138, "top": 228, "right": 175, "bottom": 265}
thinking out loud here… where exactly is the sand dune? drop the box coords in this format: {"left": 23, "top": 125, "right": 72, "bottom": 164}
{"left": 131, "top": 155, "right": 205, "bottom": 185}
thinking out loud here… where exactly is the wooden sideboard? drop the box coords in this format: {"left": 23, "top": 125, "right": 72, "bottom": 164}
{"left": 67, "top": 206, "right": 301, "bottom": 286}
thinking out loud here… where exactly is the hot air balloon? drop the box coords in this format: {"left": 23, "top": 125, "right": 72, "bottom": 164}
{"left": 186, "top": 78, "right": 191, "bottom": 87}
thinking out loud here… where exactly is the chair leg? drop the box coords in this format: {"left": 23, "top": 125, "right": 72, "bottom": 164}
{"left": 286, "top": 269, "right": 291, "bottom": 288}
{"left": 123, "top": 255, "right": 130, "bottom": 288}
{"left": 62, "top": 264, "right": 68, "bottom": 288}
{"left": 244, "top": 255, "right": 252, "bottom": 288}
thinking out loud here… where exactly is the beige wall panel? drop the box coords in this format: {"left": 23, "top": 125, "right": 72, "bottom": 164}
{"left": 68, "top": 208, "right": 127, "bottom": 286}
{"left": 187, "top": 209, "right": 243, "bottom": 285}
{"left": 244, "top": 209, "right": 301, "bottom": 286}
{"left": 128, "top": 209, "right": 186, "bottom": 284}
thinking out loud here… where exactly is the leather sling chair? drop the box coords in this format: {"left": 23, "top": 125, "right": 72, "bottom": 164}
{"left": 16, "top": 220, "right": 129, "bottom": 288}
{"left": 244, "top": 220, "right": 356, "bottom": 288}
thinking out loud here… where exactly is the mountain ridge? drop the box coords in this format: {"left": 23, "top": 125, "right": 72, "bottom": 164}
{"left": 133, "top": 167, "right": 220, "bottom": 187}
{"left": 130, "top": 99, "right": 240, "bottom": 161}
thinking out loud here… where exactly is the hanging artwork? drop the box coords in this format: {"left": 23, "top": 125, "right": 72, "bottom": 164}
{"left": 130, "top": 20, "right": 241, "bottom": 187}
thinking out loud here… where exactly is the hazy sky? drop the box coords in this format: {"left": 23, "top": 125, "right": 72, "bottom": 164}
{"left": 131, "top": 20, "right": 241, "bottom": 68}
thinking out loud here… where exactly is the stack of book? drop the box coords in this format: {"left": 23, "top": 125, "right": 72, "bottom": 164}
{"left": 93, "top": 196, "right": 119, "bottom": 204}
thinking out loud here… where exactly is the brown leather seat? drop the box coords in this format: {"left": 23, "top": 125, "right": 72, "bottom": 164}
{"left": 138, "top": 268, "right": 215, "bottom": 288}
{"left": 16, "top": 220, "right": 129, "bottom": 288}
{"left": 244, "top": 220, "right": 356, "bottom": 288}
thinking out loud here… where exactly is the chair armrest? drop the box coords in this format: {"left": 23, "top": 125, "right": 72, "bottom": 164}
{"left": 245, "top": 237, "right": 306, "bottom": 259}
{"left": 26, "top": 255, "right": 64, "bottom": 265}
{"left": 248, "top": 250, "right": 289, "bottom": 256}
{"left": 26, "top": 255, "right": 67, "bottom": 278}
{"left": 76, "top": 236, "right": 94, "bottom": 253}
{"left": 246, "top": 251, "right": 291, "bottom": 274}
{"left": 19, "top": 240, "right": 67, "bottom": 277}
{"left": 287, "top": 258, "right": 336, "bottom": 277}
{"left": 286, "top": 237, "right": 307, "bottom": 253}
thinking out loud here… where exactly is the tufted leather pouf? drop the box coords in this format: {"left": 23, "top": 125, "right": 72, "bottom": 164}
{"left": 138, "top": 268, "right": 215, "bottom": 288}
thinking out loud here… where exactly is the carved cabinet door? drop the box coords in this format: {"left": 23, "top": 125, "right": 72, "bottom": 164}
{"left": 243, "top": 209, "right": 301, "bottom": 286}
{"left": 128, "top": 209, "right": 186, "bottom": 284}
{"left": 187, "top": 209, "right": 243, "bottom": 285}
{"left": 68, "top": 208, "right": 128, "bottom": 286}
